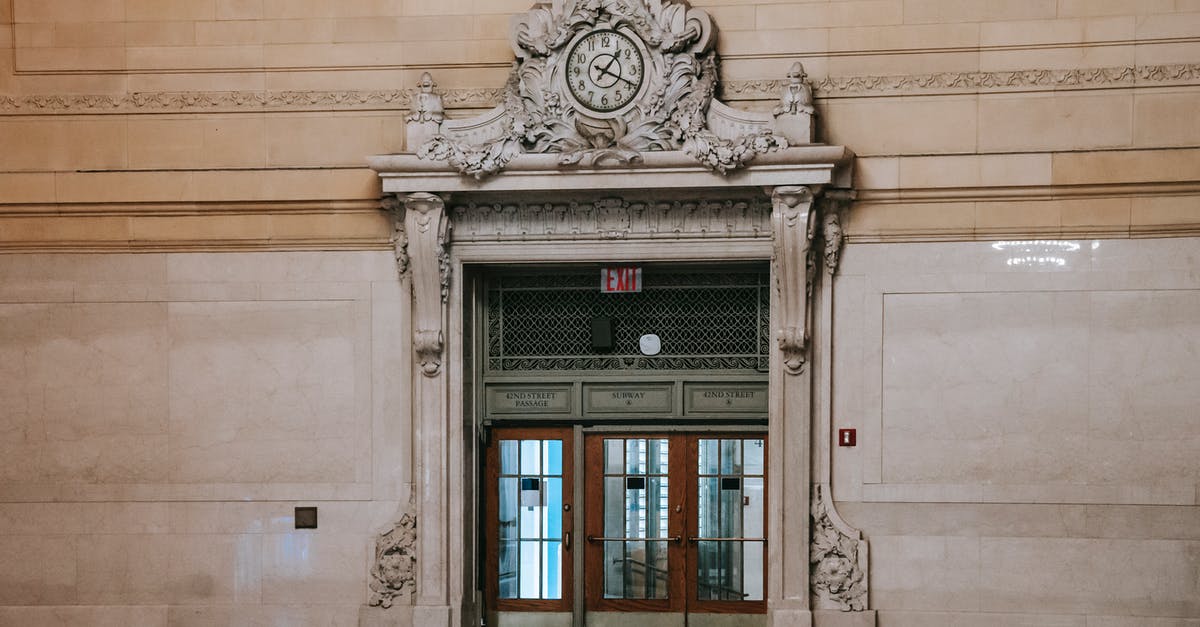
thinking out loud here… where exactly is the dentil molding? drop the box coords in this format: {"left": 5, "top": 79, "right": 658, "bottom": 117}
{"left": 5, "top": 63, "right": 1195, "bottom": 116}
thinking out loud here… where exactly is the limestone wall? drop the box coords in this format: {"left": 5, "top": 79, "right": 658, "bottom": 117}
{"left": 0, "top": 1, "right": 1198, "bottom": 625}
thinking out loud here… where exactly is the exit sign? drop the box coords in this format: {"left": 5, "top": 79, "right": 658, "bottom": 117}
{"left": 601, "top": 266, "right": 642, "bottom": 293}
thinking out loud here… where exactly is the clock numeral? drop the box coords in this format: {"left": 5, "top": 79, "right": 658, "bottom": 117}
{"left": 587, "top": 91, "right": 595, "bottom": 103}
{"left": 601, "top": 36, "right": 611, "bottom": 48}
{"left": 624, "top": 49, "right": 631, "bottom": 59}
{"left": 577, "top": 52, "right": 586, "bottom": 63}
{"left": 588, "top": 39, "right": 596, "bottom": 51}
{"left": 578, "top": 79, "right": 586, "bottom": 91}
{"left": 601, "top": 95, "right": 609, "bottom": 106}
{"left": 615, "top": 90, "right": 622, "bottom": 101}
{"left": 573, "top": 66, "right": 581, "bottom": 76}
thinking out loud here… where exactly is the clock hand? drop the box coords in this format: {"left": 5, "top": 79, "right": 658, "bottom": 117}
{"left": 597, "top": 65, "right": 638, "bottom": 89}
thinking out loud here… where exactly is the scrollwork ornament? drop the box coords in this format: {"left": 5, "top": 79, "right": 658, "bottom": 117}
{"left": 368, "top": 514, "right": 417, "bottom": 609}
{"left": 416, "top": 0, "right": 786, "bottom": 177}
{"left": 822, "top": 204, "right": 845, "bottom": 275}
{"left": 811, "top": 485, "right": 868, "bottom": 611}
{"left": 381, "top": 194, "right": 409, "bottom": 278}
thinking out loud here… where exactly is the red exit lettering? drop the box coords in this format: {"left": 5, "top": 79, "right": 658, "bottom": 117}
{"left": 600, "top": 266, "right": 642, "bottom": 293}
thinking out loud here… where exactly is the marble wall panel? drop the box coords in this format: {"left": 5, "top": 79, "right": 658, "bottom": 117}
{"left": 166, "top": 301, "right": 362, "bottom": 484}
{"left": 0, "top": 535, "right": 77, "bottom": 605}
{"left": 0, "top": 606, "right": 168, "bottom": 627}
{"left": 261, "top": 533, "right": 367, "bottom": 605}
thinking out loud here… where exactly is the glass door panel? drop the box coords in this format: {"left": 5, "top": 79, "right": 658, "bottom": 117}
{"left": 486, "top": 427, "right": 573, "bottom": 612}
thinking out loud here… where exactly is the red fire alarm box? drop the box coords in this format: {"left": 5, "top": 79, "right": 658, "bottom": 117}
{"left": 838, "top": 429, "right": 856, "bottom": 447}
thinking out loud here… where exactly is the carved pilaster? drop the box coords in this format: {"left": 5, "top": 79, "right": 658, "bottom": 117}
{"left": 771, "top": 185, "right": 818, "bottom": 375}
{"left": 811, "top": 484, "right": 869, "bottom": 611}
{"left": 368, "top": 513, "right": 418, "bottom": 609}
{"left": 382, "top": 194, "right": 409, "bottom": 279}
{"left": 403, "top": 193, "right": 450, "bottom": 377}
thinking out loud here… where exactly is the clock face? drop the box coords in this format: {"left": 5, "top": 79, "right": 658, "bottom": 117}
{"left": 564, "top": 29, "right": 645, "bottom": 114}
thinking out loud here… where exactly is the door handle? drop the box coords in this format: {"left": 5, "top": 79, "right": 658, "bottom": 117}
{"left": 586, "top": 535, "right": 681, "bottom": 543}
{"left": 564, "top": 531, "right": 571, "bottom": 552}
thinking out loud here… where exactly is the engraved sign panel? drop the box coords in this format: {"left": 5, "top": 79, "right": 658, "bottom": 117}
{"left": 584, "top": 384, "right": 673, "bottom": 414}
{"left": 487, "top": 385, "right": 573, "bottom": 415}
{"left": 685, "top": 383, "right": 769, "bottom": 415}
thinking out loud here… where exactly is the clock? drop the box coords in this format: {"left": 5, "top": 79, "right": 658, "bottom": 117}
{"left": 564, "top": 29, "right": 646, "bottom": 116}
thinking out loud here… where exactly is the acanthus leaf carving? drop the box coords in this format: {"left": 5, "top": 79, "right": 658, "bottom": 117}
{"left": 416, "top": 0, "right": 785, "bottom": 177}
{"left": 368, "top": 513, "right": 418, "bottom": 609}
{"left": 811, "top": 484, "right": 868, "bottom": 611}
{"left": 382, "top": 194, "right": 409, "bottom": 279}
{"left": 403, "top": 193, "right": 450, "bottom": 377}
{"left": 771, "top": 185, "right": 817, "bottom": 375}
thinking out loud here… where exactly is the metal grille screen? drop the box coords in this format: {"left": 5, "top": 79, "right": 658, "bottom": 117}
{"left": 486, "top": 269, "right": 769, "bottom": 372}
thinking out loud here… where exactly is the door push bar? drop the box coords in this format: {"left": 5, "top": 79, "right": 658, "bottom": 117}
{"left": 586, "top": 535, "right": 682, "bottom": 543}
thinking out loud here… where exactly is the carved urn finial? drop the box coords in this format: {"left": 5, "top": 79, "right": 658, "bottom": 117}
{"left": 774, "top": 61, "right": 816, "bottom": 144}
{"left": 406, "top": 72, "right": 445, "bottom": 151}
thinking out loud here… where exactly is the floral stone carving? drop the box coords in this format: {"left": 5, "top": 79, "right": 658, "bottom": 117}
{"left": 417, "top": 0, "right": 786, "bottom": 178}
{"left": 368, "top": 514, "right": 418, "bottom": 609}
{"left": 811, "top": 484, "right": 868, "bottom": 611}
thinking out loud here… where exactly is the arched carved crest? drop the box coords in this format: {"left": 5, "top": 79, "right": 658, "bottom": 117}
{"left": 415, "top": 0, "right": 794, "bottom": 178}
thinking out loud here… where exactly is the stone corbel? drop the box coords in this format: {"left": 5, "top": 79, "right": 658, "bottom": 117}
{"left": 771, "top": 185, "right": 818, "bottom": 375}
{"left": 404, "top": 193, "right": 451, "bottom": 377}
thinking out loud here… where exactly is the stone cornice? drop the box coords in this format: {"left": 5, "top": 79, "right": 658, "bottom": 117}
{"left": 2, "top": 63, "right": 1197, "bottom": 116}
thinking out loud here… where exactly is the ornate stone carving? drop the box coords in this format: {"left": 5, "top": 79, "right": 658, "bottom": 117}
{"left": 449, "top": 196, "right": 772, "bottom": 242}
{"left": 811, "top": 484, "right": 868, "bottom": 611}
{"left": 404, "top": 193, "right": 451, "bottom": 377}
{"left": 771, "top": 186, "right": 817, "bottom": 375}
{"left": 382, "top": 194, "right": 409, "bottom": 278}
{"left": 406, "top": 72, "right": 446, "bottom": 151}
{"left": 773, "top": 61, "right": 816, "bottom": 144}
{"left": 822, "top": 207, "right": 844, "bottom": 275}
{"left": 368, "top": 513, "right": 418, "bottom": 609}
{"left": 417, "top": 0, "right": 786, "bottom": 178}
{"left": 5, "top": 64, "right": 1198, "bottom": 116}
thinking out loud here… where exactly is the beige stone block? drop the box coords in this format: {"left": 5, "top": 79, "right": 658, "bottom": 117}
{"left": 260, "top": 18, "right": 336, "bottom": 43}
{"left": 126, "top": 0, "right": 216, "bottom": 22}
{"left": 126, "top": 69, "right": 265, "bottom": 92}
{"left": 902, "top": 0, "right": 1056, "bottom": 24}
{"left": 718, "top": 28, "right": 829, "bottom": 58}
{"left": 829, "top": 21, "right": 979, "bottom": 51}
{"left": 0, "top": 503, "right": 81, "bottom": 535}
{"left": 0, "top": 173, "right": 56, "bottom": 204}
{"left": 0, "top": 253, "right": 167, "bottom": 283}
{"left": 979, "top": 42, "right": 1134, "bottom": 72}
{"left": 1052, "top": 148, "right": 1200, "bottom": 185}
{"left": 829, "top": 49, "right": 979, "bottom": 77}
{"left": 975, "top": 200, "right": 1063, "bottom": 230}
{"left": 1057, "top": 0, "right": 1176, "bottom": 17}
{"left": 262, "top": 533, "right": 367, "bottom": 604}
{"left": 164, "top": 250, "right": 395, "bottom": 283}
{"left": 124, "top": 21, "right": 197, "bottom": 46}
{"left": 167, "top": 301, "right": 361, "bottom": 483}
{"left": 703, "top": 5, "right": 757, "bottom": 31}
{"left": 0, "top": 607, "right": 168, "bottom": 627}
{"left": 823, "top": 96, "right": 978, "bottom": 155}
{"left": 166, "top": 534, "right": 263, "bottom": 604}
{"left": 875, "top": 611, "right": 1086, "bottom": 627}
{"left": 54, "top": 171, "right": 195, "bottom": 204}
{"left": 0, "top": 217, "right": 133, "bottom": 243}
{"left": 1132, "top": 196, "right": 1200, "bottom": 228}
{"left": 216, "top": 0, "right": 263, "bottom": 20}
{"left": 854, "top": 157, "right": 900, "bottom": 190}
{"left": 266, "top": 114, "right": 396, "bottom": 167}
{"left": 844, "top": 202, "right": 976, "bottom": 237}
{"left": 188, "top": 168, "right": 381, "bottom": 202}
{"left": 1135, "top": 11, "right": 1200, "bottom": 39}
{"left": 130, "top": 215, "right": 272, "bottom": 242}
{"left": 14, "top": 24, "right": 56, "bottom": 47}
{"left": 166, "top": 606, "right": 360, "bottom": 627}
{"left": 127, "top": 115, "right": 268, "bottom": 169}
{"left": 898, "top": 154, "right": 983, "bottom": 188}
{"left": 1134, "top": 90, "right": 1200, "bottom": 148}
{"left": 195, "top": 19, "right": 263, "bottom": 45}
{"left": 13, "top": 0, "right": 123, "bottom": 23}
{"left": 76, "top": 534, "right": 171, "bottom": 603}
{"left": 127, "top": 44, "right": 263, "bottom": 70}
{"left": 52, "top": 21, "right": 128, "bottom": 47}
{"left": 757, "top": 0, "right": 902, "bottom": 30}
{"left": 15, "top": 45, "right": 126, "bottom": 71}
{"left": 261, "top": 0, "right": 339, "bottom": 19}
{"left": 263, "top": 41, "right": 405, "bottom": 67}
{"left": 979, "top": 537, "right": 1200, "bottom": 615}
{"left": 79, "top": 502, "right": 171, "bottom": 534}
{"left": 978, "top": 92, "right": 1133, "bottom": 152}
{"left": 401, "top": 0, "right": 470, "bottom": 16}
{"left": 268, "top": 212, "right": 392, "bottom": 242}
{"left": 0, "top": 536, "right": 77, "bottom": 604}
{"left": 1059, "top": 198, "right": 1131, "bottom": 229}
{"left": 981, "top": 16, "right": 1134, "bottom": 46}
{"left": 333, "top": 16, "right": 403, "bottom": 42}
{"left": 870, "top": 535, "right": 981, "bottom": 610}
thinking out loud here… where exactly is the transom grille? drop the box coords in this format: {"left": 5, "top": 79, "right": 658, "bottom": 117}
{"left": 485, "top": 269, "right": 770, "bottom": 372}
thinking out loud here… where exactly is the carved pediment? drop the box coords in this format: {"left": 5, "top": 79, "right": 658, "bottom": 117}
{"left": 409, "top": 0, "right": 817, "bottom": 179}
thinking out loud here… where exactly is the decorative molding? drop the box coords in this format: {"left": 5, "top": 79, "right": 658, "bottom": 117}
{"left": 449, "top": 196, "right": 773, "bottom": 242}
{"left": 3, "top": 63, "right": 1197, "bottom": 116}
{"left": 403, "top": 192, "right": 450, "bottom": 377}
{"left": 382, "top": 194, "right": 409, "bottom": 278}
{"left": 770, "top": 185, "right": 817, "bottom": 376}
{"left": 368, "top": 513, "right": 418, "bottom": 609}
{"left": 811, "top": 484, "right": 868, "bottom": 612}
